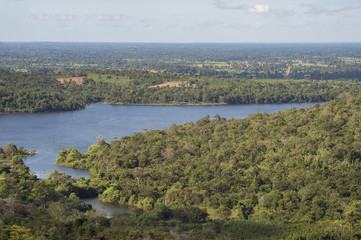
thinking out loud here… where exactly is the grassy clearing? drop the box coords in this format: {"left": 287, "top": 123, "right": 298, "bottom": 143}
{"left": 292, "top": 60, "right": 329, "bottom": 67}
{"left": 339, "top": 57, "right": 361, "bottom": 64}
{"left": 86, "top": 72, "right": 132, "bottom": 85}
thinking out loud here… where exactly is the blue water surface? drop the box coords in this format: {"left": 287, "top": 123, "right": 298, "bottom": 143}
{"left": 0, "top": 103, "right": 317, "bottom": 178}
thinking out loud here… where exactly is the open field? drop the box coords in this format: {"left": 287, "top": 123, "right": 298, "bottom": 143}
{"left": 56, "top": 77, "right": 85, "bottom": 84}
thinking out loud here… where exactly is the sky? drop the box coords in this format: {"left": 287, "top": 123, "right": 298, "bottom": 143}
{"left": 0, "top": 0, "right": 361, "bottom": 42}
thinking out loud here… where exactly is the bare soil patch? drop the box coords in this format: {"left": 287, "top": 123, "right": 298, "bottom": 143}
{"left": 57, "top": 77, "right": 85, "bottom": 84}
{"left": 148, "top": 82, "right": 189, "bottom": 88}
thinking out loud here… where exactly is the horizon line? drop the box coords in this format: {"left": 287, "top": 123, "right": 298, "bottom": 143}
{"left": 1, "top": 41, "right": 361, "bottom": 44}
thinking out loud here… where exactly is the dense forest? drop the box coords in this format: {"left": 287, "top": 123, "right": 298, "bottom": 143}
{"left": 55, "top": 93, "right": 361, "bottom": 239}
{"left": 4, "top": 94, "right": 361, "bottom": 239}
{"left": 0, "top": 145, "right": 178, "bottom": 239}
{"left": 2, "top": 68, "right": 361, "bottom": 113}
{"left": 0, "top": 69, "right": 86, "bottom": 113}
{"left": 2, "top": 43, "right": 361, "bottom": 113}
{"left": 2, "top": 43, "right": 361, "bottom": 80}
{"left": 3, "top": 42, "right": 361, "bottom": 239}
{"left": 1, "top": 144, "right": 351, "bottom": 239}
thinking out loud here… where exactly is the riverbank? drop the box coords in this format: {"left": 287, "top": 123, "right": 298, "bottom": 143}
{"left": 1, "top": 102, "right": 320, "bottom": 219}
{"left": 2, "top": 100, "right": 322, "bottom": 114}
{"left": 104, "top": 101, "right": 228, "bottom": 106}
{"left": 82, "top": 198, "right": 131, "bottom": 217}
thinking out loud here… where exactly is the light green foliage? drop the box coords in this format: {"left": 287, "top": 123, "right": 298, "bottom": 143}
{"left": 3, "top": 43, "right": 361, "bottom": 81}
{"left": 99, "top": 186, "right": 121, "bottom": 203}
{"left": 56, "top": 94, "right": 361, "bottom": 238}
{"left": 2, "top": 68, "right": 361, "bottom": 113}
{"left": 56, "top": 148, "right": 87, "bottom": 169}
{"left": 0, "top": 145, "right": 174, "bottom": 239}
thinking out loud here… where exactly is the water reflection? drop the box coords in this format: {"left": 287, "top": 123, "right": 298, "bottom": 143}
{"left": 82, "top": 198, "right": 131, "bottom": 218}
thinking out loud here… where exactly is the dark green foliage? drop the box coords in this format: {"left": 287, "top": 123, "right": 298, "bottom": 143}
{"left": 57, "top": 94, "right": 361, "bottom": 238}
{"left": 0, "top": 145, "right": 174, "bottom": 240}
{"left": 6, "top": 42, "right": 361, "bottom": 238}
{"left": 192, "top": 220, "right": 354, "bottom": 240}
{"left": 137, "top": 206, "right": 207, "bottom": 226}
{"left": 0, "top": 69, "right": 86, "bottom": 113}
{"left": 5, "top": 91, "right": 361, "bottom": 238}
{"left": 2, "top": 66, "right": 361, "bottom": 113}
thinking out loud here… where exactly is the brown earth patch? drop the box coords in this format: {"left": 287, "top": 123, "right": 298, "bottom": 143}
{"left": 57, "top": 77, "right": 85, "bottom": 84}
{"left": 148, "top": 82, "right": 189, "bottom": 88}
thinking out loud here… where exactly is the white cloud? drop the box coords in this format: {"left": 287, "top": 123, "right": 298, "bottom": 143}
{"left": 97, "top": 15, "right": 128, "bottom": 22}
{"left": 213, "top": 0, "right": 247, "bottom": 10}
{"left": 213, "top": 1, "right": 293, "bottom": 19}
{"left": 303, "top": 4, "right": 361, "bottom": 15}
{"left": 271, "top": 8, "right": 295, "bottom": 19}
{"left": 214, "top": 2, "right": 271, "bottom": 15}
{"left": 34, "top": 14, "right": 51, "bottom": 21}
{"left": 249, "top": 4, "right": 270, "bottom": 14}
{"left": 33, "top": 14, "right": 128, "bottom": 22}
{"left": 34, "top": 14, "right": 79, "bottom": 22}
{"left": 56, "top": 15, "right": 77, "bottom": 22}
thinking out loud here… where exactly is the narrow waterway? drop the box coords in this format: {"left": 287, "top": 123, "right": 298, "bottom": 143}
{"left": 0, "top": 102, "right": 318, "bottom": 215}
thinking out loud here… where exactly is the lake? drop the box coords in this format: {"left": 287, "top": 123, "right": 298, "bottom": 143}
{"left": 0, "top": 103, "right": 316, "bottom": 178}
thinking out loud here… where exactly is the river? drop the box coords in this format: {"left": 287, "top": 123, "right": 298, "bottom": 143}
{"left": 0, "top": 103, "right": 317, "bottom": 178}
{"left": 0, "top": 103, "right": 317, "bottom": 215}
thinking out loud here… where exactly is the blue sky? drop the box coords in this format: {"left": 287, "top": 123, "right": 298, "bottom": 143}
{"left": 1, "top": 0, "right": 361, "bottom": 42}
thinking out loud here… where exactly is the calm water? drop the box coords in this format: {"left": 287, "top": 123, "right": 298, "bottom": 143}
{"left": 0, "top": 103, "right": 316, "bottom": 178}
{"left": 82, "top": 198, "right": 131, "bottom": 218}
{"left": 0, "top": 103, "right": 318, "bottom": 216}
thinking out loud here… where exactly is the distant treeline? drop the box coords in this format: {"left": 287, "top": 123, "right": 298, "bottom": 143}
{"left": 1, "top": 69, "right": 361, "bottom": 113}
{"left": 0, "top": 69, "right": 86, "bottom": 113}
{"left": 2, "top": 42, "right": 361, "bottom": 80}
